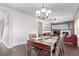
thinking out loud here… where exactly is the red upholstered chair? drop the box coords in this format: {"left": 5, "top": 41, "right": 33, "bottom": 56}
{"left": 64, "top": 34, "right": 77, "bottom": 47}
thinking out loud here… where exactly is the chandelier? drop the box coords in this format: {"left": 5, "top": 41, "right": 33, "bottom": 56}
{"left": 36, "top": 3, "right": 51, "bottom": 19}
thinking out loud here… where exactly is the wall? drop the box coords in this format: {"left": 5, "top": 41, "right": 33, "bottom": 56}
{"left": 0, "top": 5, "right": 38, "bottom": 48}
{"left": 52, "top": 24, "right": 69, "bottom": 30}
{"left": 74, "top": 19, "right": 79, "bottom": 47}
{"left": 0, "top": 8, "right": 9, "bottom": 48}
{"left": 69, "top": 21, "right": 74, "bottom": 34}
{"left": 38, "top": 19, "right": 51, "bottom": 33}
{"left": 74, "top": 8, "right": 79, "bottom": 47}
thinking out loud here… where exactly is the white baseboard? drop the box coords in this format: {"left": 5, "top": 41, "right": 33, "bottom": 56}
{"left": 0, "top": 40, "right": 26, "bottom": 49}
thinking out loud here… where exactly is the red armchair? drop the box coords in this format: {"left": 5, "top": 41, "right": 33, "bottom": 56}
{"left": 64, "top": 34, "right": 77, "bottom": 47}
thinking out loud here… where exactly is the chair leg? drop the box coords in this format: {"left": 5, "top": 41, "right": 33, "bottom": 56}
{"left": 36, "top": 49, "right": 40, "bottom": 56}
{"left": 60, "top": 49, "right": 64, "bottom": 56}
{"left": 62, "top": 48, "right": 64, "bottom": 56}
{"left": 59, "top": 49, "right": 62, "bottom": 56}
{"left": 58, "top": 49, "right": 62, "bottom": 56}
{"left": 29, "top": 46, "right": 31, "bottom": 56}
{"left": 27, "top": 44, "right": 30, "bottom": 56}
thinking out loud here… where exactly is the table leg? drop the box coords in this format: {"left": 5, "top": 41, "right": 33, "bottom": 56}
{"left": 29, "top": 46, "right": 31, "bottom": 56}
{"left": 27, "top": 44, "right": 31, "bottom": 56}
{"left": 27, "top": 44, "right": 29, "bottom": 56}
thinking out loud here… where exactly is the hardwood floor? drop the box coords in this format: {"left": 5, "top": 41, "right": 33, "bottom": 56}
{"left": 64, "top": 44, "right": 79, "bottom": 56}
{"left": 0, "top": 42, "right": 79, "bottom": 56}
{"left": 0, "top": 42, "right": 9, "bottom": 56}
{"left": 9, "top": 44, "right": 27, "bottom": 56}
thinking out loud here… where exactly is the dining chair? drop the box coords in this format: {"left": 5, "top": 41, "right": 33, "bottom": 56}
{"left": 27, "top": 34, "right": 40, "bottom": 56}
{"left": 54, "top": 36, "right": 64, "bottom": 56}
{"left": 29, "top": 34, "right": 37, "bottom": 40}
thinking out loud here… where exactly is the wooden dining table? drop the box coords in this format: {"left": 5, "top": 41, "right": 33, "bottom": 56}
{"left": 27, "top": 37, "right": 59, "bottom": 56}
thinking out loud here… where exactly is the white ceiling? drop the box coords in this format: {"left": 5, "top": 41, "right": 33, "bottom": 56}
{"left": 0, "top": 3, "right": 79, "bottom": 22}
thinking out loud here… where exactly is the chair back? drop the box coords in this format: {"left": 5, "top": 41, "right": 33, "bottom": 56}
{"left": 71, "top": 34, "right": 77, "bottom": 40}
{"left": 38, "top": 33, "right": 42, "bottom": 37}
{"left": 29, "top": 34, "right": 37, "bottom": 40}
{"left": 55, "top": 36, "right": 64, "bottom": 56}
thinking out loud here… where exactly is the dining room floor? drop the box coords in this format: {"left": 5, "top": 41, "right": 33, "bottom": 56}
{"left": 64, "top": 44, "right": 79, "bottom": 56}
{"left": 0, "top": 42, "right": 79, "bottom": 56}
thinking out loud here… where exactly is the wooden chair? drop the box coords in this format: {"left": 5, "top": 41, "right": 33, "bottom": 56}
{"left": 54, "top": 36, "right": 64, "bottom": 56}
{"left": 29, "top": 34, "right": 37, "bottom": 40}
{"left": 27, "top": 34, "right": 40, "bottom": 56}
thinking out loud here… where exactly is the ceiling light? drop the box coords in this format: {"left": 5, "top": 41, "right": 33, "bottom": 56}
{"left": 36, "top": 3, "right": 51, "bottom": 19}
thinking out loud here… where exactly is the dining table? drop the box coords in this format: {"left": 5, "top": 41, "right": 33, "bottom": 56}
{"left": 27, "top": 36, "right": 59, "bottom": 56}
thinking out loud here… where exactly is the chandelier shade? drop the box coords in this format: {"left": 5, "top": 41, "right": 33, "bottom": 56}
{"left": 36, "top": 3, "right": 51, "bottom": 19}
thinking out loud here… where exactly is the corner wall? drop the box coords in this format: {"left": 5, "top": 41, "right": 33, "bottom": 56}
{"left": 0, "top": 5, "right": 38, "bottom": 48}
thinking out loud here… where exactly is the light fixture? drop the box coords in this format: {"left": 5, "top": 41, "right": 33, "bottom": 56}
{"left": 36, "top": 3, "right": 51, "bottom": 19}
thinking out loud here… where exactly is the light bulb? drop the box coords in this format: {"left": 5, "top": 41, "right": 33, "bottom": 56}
{"left": 46, "top": 13, "right": 48, "bottom": 16}
{"left": 36, "top": 10, "right": 41, "bottom": 16}
{"left": 41, "top": 8, "right": 46, "bottom": 12}
{"left": 47, "top": 10, "right": 51, "bottom": 14}
{"left": 36, "top": 10, "right": 40, "bottom": 14}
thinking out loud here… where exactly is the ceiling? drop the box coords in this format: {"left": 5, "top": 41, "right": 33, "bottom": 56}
{"left": 0, "top": 3, "right": 79, "bottom": 22}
